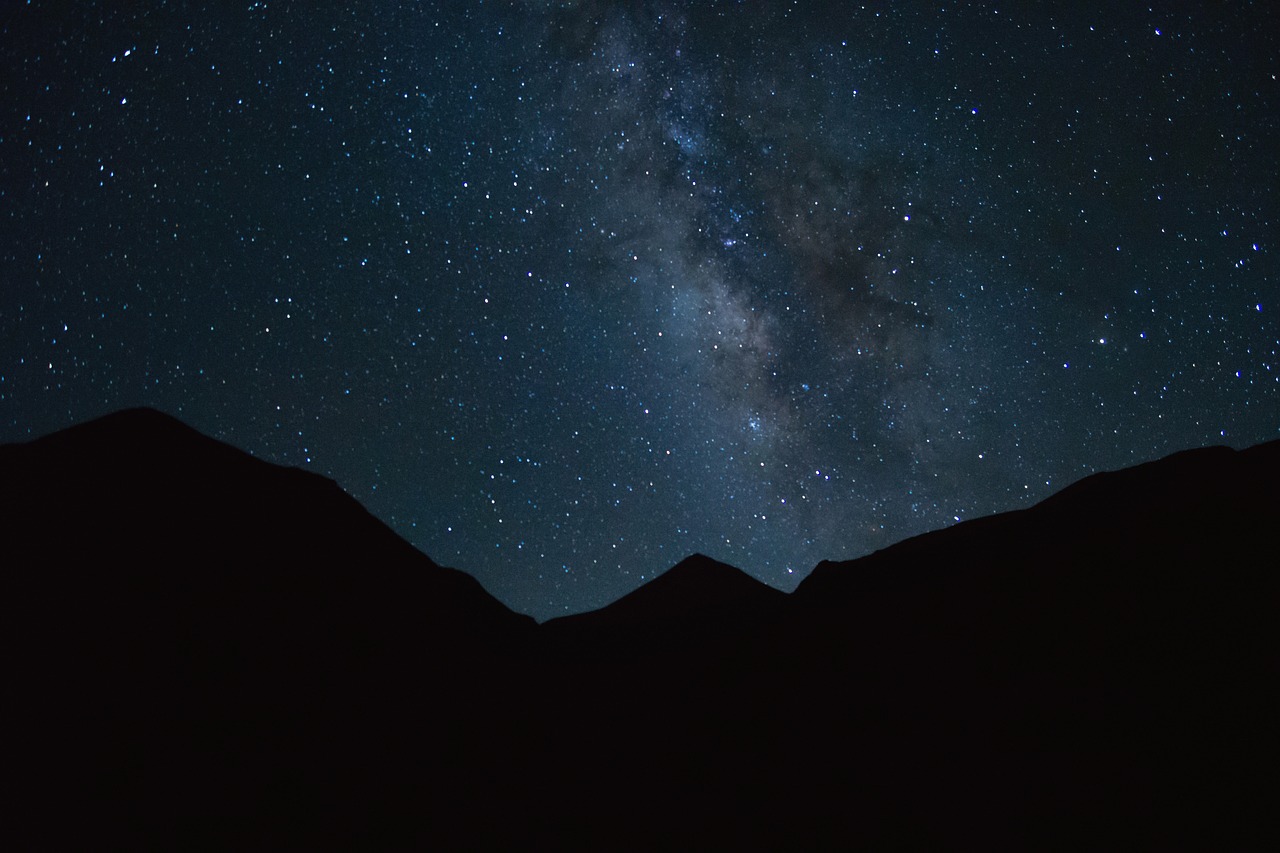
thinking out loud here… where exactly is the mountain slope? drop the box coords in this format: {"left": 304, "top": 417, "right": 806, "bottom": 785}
{"left": 2, "top": 408, "right": 537, "bottom": 849}
{"left": 2, "top": 406, "right": 523, "bottom": 627}
{"left": 755, "top": 439, "right": 1280, "bottom": 847}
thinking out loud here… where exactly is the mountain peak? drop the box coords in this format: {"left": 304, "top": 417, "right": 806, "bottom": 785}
{"left": 8, "top": 406, "right": 243, "bottom": 477}
{"left": 642, "top": 552, "right": 782, "bottom": 603}
{"left": 542, "top": 552, "right": 785, "bottom": 640}
{"left": 41, "top": 406, "right": 196, "bottom": 442}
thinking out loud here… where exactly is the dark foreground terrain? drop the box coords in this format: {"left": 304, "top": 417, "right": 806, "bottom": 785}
{"left": 4, "top": 409, "right": 1277, "bottom": 849}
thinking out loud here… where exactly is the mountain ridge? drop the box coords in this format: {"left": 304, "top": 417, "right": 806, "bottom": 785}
{"left": 798, "top": 437, "right": 1277, "bottom": 599}
{"left": 1, "top": 405, "right": 525, "bottom": 625}
{"left": 9, "top": 406, "right": 1273, "bottom": 619}
{"left": 4, "top": 407, "right": 1277, "bottom": 849}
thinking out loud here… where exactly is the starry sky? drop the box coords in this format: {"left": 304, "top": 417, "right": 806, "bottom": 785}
{"left": 2, "top": 1, "right": 1276, "bottom": 619}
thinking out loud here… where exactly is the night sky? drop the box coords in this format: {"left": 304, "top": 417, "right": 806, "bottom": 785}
{"left": 2, "top": 1, "right": 1276, "bottom": 619}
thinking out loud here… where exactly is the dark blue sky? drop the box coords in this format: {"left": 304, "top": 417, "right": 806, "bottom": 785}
{"left": 3, "top": 1, "right": 1276, "bottom": 618}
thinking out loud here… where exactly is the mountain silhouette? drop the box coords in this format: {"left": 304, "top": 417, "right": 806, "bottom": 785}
{"left": 2, "top": 407, "right": 527, "bottom": 635}
{"left": 764, "top": 438, "right": 1280, "bottom": 847}
{"left": 542, "top": 552, "right": 786, "bottom": 657}
{"left": 567, "top": 551, "right": 786, "bottom": 621}
{"left": 3, "top": 408, "right": 536, "bottom": 849}
{"left": 3, "top": 408, "right": 1277, "bottom": 849}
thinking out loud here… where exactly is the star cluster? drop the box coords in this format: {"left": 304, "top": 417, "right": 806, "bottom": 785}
{"left": 2, "top": 2, "right": 1276, "bottom": 617}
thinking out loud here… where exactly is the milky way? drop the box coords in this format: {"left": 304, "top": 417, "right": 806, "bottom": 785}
{"left": 2, "top": 2, "right": 1276, "bottom": 617}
